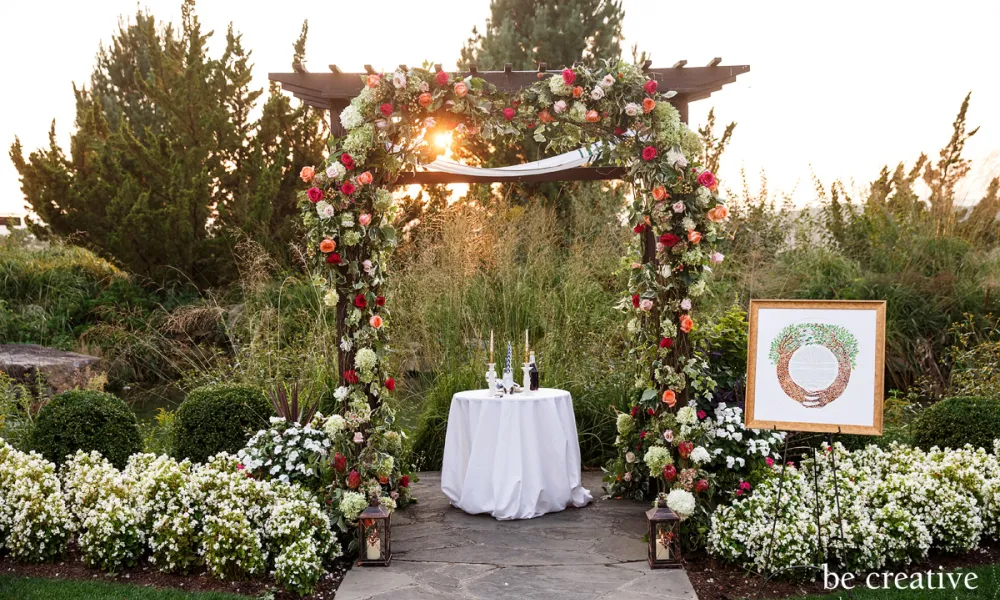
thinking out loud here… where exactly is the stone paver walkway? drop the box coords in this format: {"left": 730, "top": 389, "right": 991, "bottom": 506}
{"left": 337, "top": 472, "right": 697, "bottom": 600}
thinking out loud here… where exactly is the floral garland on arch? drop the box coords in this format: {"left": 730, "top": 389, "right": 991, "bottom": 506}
{"left": 297, "top": 58, "right": 737, "bottom": 527}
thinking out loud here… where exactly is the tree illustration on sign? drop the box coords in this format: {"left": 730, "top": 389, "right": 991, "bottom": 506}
{"left": 768, "top": 323, "right": 859, "bottom": 408}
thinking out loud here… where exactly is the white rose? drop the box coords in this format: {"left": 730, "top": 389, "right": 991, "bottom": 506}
{"left": 392, "top": 70, "right": 407, "bottom": 89}
{"left": 590, "top": 86, "right": 605, "bottom": 100}
{"left": 624, "top": 102, "right": 641, "bottom": 117}
{"left": 326, "top": 163, "right": 346, "bottom": 180}
{"left": 553, "top": 100, "right": 567, "bottom": 114}
{"left": 600, "top": 74, "right": 615, "bottom": 88}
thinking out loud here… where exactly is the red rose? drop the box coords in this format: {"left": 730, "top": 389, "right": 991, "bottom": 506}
{"left": 633, "top": 223, "right": 647, "bottom": 234}
{"left": 614, "top": 127, "right": 625, "bottom": 136}
{"left": 326, "top": 252, "right": 342, "bottom": 264}
{"left": 344, "top": 370, "right": 359, "bottom": 384}
{"left": 660, "top": 233, "right": 680, "bottom": 247}
{"left": 630, "top": 405, "right": 638, "bottom": 417}
{"left": 375, "top": 295, "right": 386, "bottom": 306}
{"left": 379, "top": 103, "right": 393, "bottom": 117}
{"left": 644, "top": 79, "right": 658, "bottom": 95}
{"left": 435, "top": 70, "right": 449, "bottom": 86}
{"left": 642, "top": 146, "right": 658, "bottom": 161}
{"left": 694, "top": 479, "right": 709, "bottom": 493}
{"left": 347, "top": 470, "right": 361, "bottom": 489}
{"left": 503, "top": 107, "right": 515, "bottom": 121}
{"left": 659, "top": 337, "right": 673, "bottom": 349}
{"left": 307, "top": 187, "right": 324, "bottom": 203}
{"left": 333, "top": 452, "right": 347, "bottom": 472}
{"left": 354, "top": 293, "right": 367, "bottom": 308}
{"left": 663, "top": 464, "right": 677, "bottom": 482}
{"left": 697, "top": 410, "right": 707, "bottom": 420}
{"left": 385, "top": 377, "right": 395, "bottom": 391}
{"left": 647, "top": 407, "right": 655, "bottom": 416}
{"left": 400, "top": 475, "right": 410, "bottom": 487}
{"left": 631, "top": 294, "right": 640, "bottom": 308}
{"left": 697, "top": 170, "right": 717, "bottom": 189}
{"left": 341, "top": 182, "right": 356, "bottom": 195}
{"left": 678, "top": 441, "right": 694, "bottom": 459}
{"left": 562, "top": 68, "right": 576, "bottom": 85}
{"left": 340, "top": 153, "right": 355, "bottom": 170}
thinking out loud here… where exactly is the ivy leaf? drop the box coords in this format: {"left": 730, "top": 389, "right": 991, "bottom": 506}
{"left": 641, "top": 388, "right": 657, "bottom": 402}
{"left": 380, "top": 225, "right": 397, "bottom": 244}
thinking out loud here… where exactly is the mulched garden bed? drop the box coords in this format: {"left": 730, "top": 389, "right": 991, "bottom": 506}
{"left": 684, "top": 540, "right": 1000, "bottom": 600}
{"left": 0, "top": 551, "right": 351, "bottom": 599}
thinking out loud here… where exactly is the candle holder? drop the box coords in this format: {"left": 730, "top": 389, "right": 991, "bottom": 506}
{"left": 521, "top": 363, "right": 532, "bottom": 396}
{"left": 486, "top": 363, "right": 498, "bottom": 397}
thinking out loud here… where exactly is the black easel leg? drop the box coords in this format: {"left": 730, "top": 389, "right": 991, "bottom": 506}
{"left": 761, "top": 431, "right": 791, "bottom": 576}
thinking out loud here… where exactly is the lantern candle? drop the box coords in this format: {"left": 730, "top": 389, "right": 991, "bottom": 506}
{"left": 366, "top": 531, "right": 381, "bottom": 560}
{"left": 655, "top": 531, "right": 670, "bottom": 559}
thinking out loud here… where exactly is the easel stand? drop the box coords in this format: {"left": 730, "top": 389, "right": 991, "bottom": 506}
{"left": 752, "top": 427, "right": 853, "bottom": 600}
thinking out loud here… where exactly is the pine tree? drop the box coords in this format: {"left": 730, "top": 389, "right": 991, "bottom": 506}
{"left": 459, "top": 0, "right": 624, "bottom": 70}
{"left": 9, "top": 1, "right": 325, "bottom": 287}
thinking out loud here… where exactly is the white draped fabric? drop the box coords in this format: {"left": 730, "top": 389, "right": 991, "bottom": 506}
{"left": 441, "top": 388, "right": 593, "bottom": 520}
{"left": 422, "top": 144, "right": 605, "bottom": 178}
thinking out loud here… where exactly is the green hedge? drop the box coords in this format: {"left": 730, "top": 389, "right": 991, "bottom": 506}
{"left": 913, "top": 395, "right": 1000, "bottom": 451}
{"left": 172, "top": 384, "right": 270, "bottom": 463}
{"left": 31, "top": 390, "right": 142, "bottom": 468}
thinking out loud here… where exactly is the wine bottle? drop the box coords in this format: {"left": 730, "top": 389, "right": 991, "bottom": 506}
{"left": 529, "top": 351, "right": 539, "bottom": 391}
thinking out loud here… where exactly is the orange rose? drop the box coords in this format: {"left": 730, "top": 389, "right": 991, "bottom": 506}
{"left": 418, "top": 92, "right": 433, "bottom": 107}
{"left": 369, "top": 315, "right": 383, "bottom": 329}
{"left": 319, "top": 238, "right": 336, "bottom": 253}
{"left": 652, "top": 186, "right": 668, "bottom": 201}
{"left": 707, "top": 205, "right": 730, "bottom": 223}
{"left": 688, "top": 230, "right": 702, "bottom": 244}
{"left": 454, "top": 82, "right": 468, "bottom": 97}
{"left": 366, "top": 74, "right": 381, "bottom": 88}
{"left": 378, "top": 475, "right": 389, "bottom": 485}
{"left": 538, "top": 109, "right": 555, "bottom": 124}
{"left": 679, "top": 314, "right": 694, "bottom": 334}
{"left": 642, "top": 98, "right": 655, "bottom": 113}
{"left": 585, "top": 110, "right": 600, "bottom": 123}
{"left": 662, "top": 390, "right": 677, "bottom": 407}
{"left": 357, "top": 171, "right": 374, "bottom": 185}
{"left": 299, "top": 166, "right": 315, "bottom": 183}
{"left": 572, "top": 86, "right": 584, "bottom": 98}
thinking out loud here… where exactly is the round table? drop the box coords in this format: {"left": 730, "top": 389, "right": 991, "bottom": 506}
{"left": 441, "top": 388, "right": 592, "bottom": 520}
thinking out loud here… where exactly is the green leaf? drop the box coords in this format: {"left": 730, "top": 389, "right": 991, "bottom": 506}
{"left": 641, "top": 388, "right": 657, "bottom": 402}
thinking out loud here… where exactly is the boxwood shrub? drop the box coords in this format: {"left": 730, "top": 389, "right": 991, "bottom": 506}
{"left": 172, "top": 384, "right": 270, "bottom": 463}
{"left": 31, "top": 390, "right": 142, "bottom": 468}
{"left": 913, "top": 395, "right": 1000, "bottom": 450}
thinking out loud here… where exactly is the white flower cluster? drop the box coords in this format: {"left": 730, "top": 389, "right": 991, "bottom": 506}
{"left": 0, "top": 440, "right": 73, "bottom": 562}
{"left": 708, "top": 441, "right": 1000, "bottom": 575}
{"left": 666, "top": 489, "right": 696, "bottom": 519}
{"left": 238, "top": 418, "right": 331, "bottom": 488}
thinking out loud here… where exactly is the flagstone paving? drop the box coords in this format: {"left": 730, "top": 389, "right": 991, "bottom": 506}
{"left": 336, "top": 471, "right": 698, "bottom": 600}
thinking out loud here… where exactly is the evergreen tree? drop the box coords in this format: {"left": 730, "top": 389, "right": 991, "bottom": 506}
{"left": 9, "top": 1, "right": 325, "bottom": 287}
{"left": 459, "top": 0, "right": 624, "bottom": 70}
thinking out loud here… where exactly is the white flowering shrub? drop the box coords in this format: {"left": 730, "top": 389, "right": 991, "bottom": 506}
{"left": 125, "top": 454, "right": 201, "bottom": 573}
{"left": 238, "top": 417, "right": 331, "bottom": 488}
{"left": 0, "top": 440, "right": 73, "bottom": 562}
{"left": 709, "top": 441, "right": 999, "bottom": 576}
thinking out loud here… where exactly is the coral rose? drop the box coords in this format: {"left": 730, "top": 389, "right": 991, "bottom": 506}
{"left": 418, "top": 93, "right": 432, "bottom": 107}
{"left": 662, "top": 389, "right": 677, "bottom": 407}
{"left": 369, "top": 315, "right": 383, "bottom": 329}
{"left": 357, "top": 171, "right": 374, "bottom": 185}
{"left": 340, "top": 153, "right": 355, "bottom": 170}
{"left": 366, "top": 74, "right": 381, "bottom": 88}
{"left": 319, "top": 239, "right": 336, "bottom": 253}
{"left": 326, "top": 252, "right": 342, "bottom": 265}
{"left": 562, "top": 68, "right": 576, "bottom": 85}
{"left": 679, "top": 314, "right": 693, "bottom": 334}
{"left": 435, "top": 70, "right": 449, "bottom": 86}
{"left": 572, "top": 86, "right": 583, "bottom": 98}
{"left": 454, "top": 82, "right": 468, "bottom": 97}
{"left": 644, "top": 79, "right": 658, "bottom": 95}
{"left": 659, "top": 233, "right": 680, "bottom": 248}
{"left": 307, "top": 187, "right": 324, "bottom": 203}
{"left": 697, "top": 170, "right": 717, "bottom": 189}
{"left": 707, "top": 205, "right": 730, "bottom": 223}
{"left": 642, "top": 98, "right": 655, "bottom": 113}
{"left": 300, "top": 166, "right": 315, "bottom": 182}
{"left": 585, "top": 110, "right": 600, "bottom": 123}
{"left": 652, "top": 186, "right": 668, "bottom": 201}
{"left": 642, "top": 146, "right": 658, "bottom": 161}
{"left": 538, "top": 109, "right": 555, "bottom": 123}
{"left": 688, "top": 230, "right": 702, "bottom": 244}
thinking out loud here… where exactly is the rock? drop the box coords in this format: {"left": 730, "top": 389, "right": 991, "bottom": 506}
{"left": 0, "top": 344, "right": 104, "bottom": 395}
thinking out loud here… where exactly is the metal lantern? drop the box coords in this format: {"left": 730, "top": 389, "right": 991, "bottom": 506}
{"left": 646, "top": 497, "right": 682, "bottom": 569}
{"left": 356, "top": 498, "right": 392, "bottom": 567}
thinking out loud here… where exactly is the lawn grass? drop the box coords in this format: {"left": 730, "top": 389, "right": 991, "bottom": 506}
{"left": 0, "top": 575, "right": 250, "bottom": 599}
{"left": 790, "top": 563, "right": 999, "bottom": 599}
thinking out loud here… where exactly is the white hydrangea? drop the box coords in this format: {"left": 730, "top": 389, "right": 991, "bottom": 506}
{"left": 690, "top": 446, "right": 711, "bottom": 465}
{"left": 340, "top": 104, "right": 364, "bottom": 130}
{"left": 676, "top": 406, "right": 697, "bottom": 425}
{"left": 323, "top": 288, "right": 339, "bottom": 308}
{"left": 324, "top": 414, "right": 347, "bottom": 438}
{"left": 644, "top": 446, "right": 673, "bottom": 474}
{"left": 316, "top": 201, "right": 335, "bottom": 219}
{"left": 340, "top": 491, "right": 369, "bottom": 522}
{"left": 666, "top": 489, "right": 696, "bottom": 519}
{"left": 354, "top": 347, "right": 378, "bottom": 373}
{"left": 616, "top": 412, "right": 635, "bottom": 435}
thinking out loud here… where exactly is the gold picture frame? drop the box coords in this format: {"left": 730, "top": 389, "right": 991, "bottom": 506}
{"left": 745, "top": 299, "right": 886, "bottom": 435}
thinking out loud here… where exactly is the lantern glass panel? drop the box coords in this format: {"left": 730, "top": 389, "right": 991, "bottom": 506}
{"left": 357, "top": 503, "right": 392, "bottom": 566}
{"left": 646, "top": 504, "right": 681, "bottom": 569}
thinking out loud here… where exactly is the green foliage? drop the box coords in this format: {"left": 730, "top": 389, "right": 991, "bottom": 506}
{"left": 459, "top": 0, "right": 624, "bottom": 70}
{"left": 0, "top": 576, "right": 248, "bottom": 600}
{"left": 139, "top": 407, "right": 176, "bottom": 455}
{"left": 913, "top": 396, "right": 1000, "bottom": 451}
{"left": 9, "top": 3, "right": 326, "bottom": 287}
{"left": 946, "top": 313, "right": 1000, "bottom": 399}
{"left": 0, "top": 373, "right": 46, "bottom": 451}
{"left": 171, "top": 384, "right": 270, "bottom": 463}
{"left": 691, "top": 305, "right": 748, "bottom": 400}
{"left": 30, "top": 390, "right": 142, "bottom": 468}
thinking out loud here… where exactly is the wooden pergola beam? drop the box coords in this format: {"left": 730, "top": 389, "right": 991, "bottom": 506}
{"left": 394, "top": 166, "right": 626, "bottom": 186}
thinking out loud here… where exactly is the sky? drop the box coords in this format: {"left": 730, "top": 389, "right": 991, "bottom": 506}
{"left": 1, "top": 0, "right": 998, "bottom": 217}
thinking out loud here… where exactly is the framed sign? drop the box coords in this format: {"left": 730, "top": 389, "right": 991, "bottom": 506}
{"left": 745, "top": 300, "right": 886, "bottom": 435}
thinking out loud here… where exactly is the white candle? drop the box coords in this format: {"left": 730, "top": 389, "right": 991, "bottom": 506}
{"left": 490, "top": 330, "right": 494, "bottom": 363}
{"left": 655, "top": 538, "right": 670, "bottom": 560}
{"left": 525, "top": 329, "right": 529, "bottom": 363}
{"left": 366, "top": 537, "right": 381, "bottom": 560}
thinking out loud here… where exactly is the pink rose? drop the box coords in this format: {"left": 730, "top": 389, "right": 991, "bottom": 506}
{"left": 639, "top": 298, "right": 653, "bottom": 311}
{"left": 623, "top": 472, "right": 632, "bottom": 482}
{"left": 644, "top": 79, "right": 658, "bottom": 95}
{"left": 672, "top": 201, "right": 686, "bottom": 213}
{"left": 503, "top": 107, "right": 515, "bottom": 121}
{"left": 711, "top": 252, "right": 725, "bottom": 264}
{"left": 697, "top": 170, "right": 717, "bottom": 189}
{"left": 353, "top": 432, "right": 365, "bottom": 444}
{"left": 562, "top": 68, "right": 576, "bottom": 85}
{"left": 359, "top": 213, "right": 372, "bottom": 226}
{"left": 663, "top": 430, "right": 674, "bottom": 442}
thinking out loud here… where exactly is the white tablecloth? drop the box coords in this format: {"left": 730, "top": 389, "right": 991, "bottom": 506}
{"left": 441, "top": 388, "right": 592, "bottom": 520}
